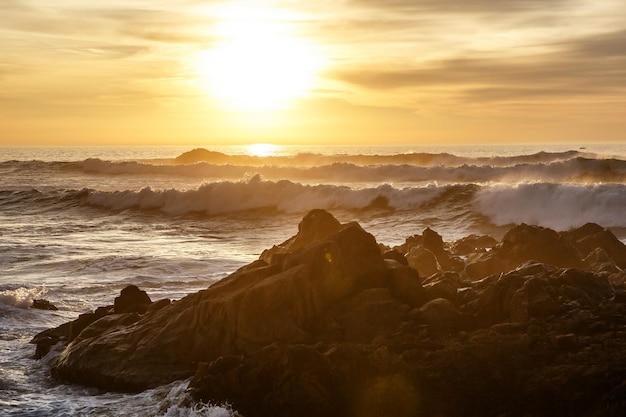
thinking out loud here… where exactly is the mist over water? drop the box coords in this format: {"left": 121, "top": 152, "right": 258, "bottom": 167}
{"left": 1, "top": 143, "right": 625, "bottom": 415}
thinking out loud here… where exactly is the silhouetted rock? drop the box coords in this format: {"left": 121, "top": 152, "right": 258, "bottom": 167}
{"left": 33, "top": 212, "right": 626, "bottom": 417}
{"left": 466, "top": 224, "right": 583, "bottom": 279}
{"left": 31, "top": 299, "right": 58, "bottom": 310}
{"left": 450, "top": 234, "right": 497, "bottom": 256}
{"left": 562, "top": 223, "right": 626, "bottom": 269}
{"left": 174, "top": 148, "right": 229, "bottom": 164}
{"left": 114, "top": 285, "right": 151, "bottom": 314}
{"left": 406, "top": 246, "right": 440, "bottom": 277}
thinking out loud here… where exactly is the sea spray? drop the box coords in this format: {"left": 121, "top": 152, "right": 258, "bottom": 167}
{"left": 476, "top": 182, "right": 626, "bottom": 230}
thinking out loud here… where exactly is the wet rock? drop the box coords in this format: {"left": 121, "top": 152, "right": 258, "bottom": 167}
{"left": 48, "top": 211, "right": 402, "bottom": 392}
{"left": 466, "top": 224, "right": 583, "bottom": 279}
{"left": 450, "top": 234, "right": 497, "bottom": 256}
{"left": 563, "top": 223, "right": 626, "bottom": 269}
{"left": 406, "top": 246, "right": 440, "bottom": 277}
{"left": 34, "top": 213, "right": 626, "bottom": 417}
{"left": 114, "top": 285, "right": 151, "bottom": 314}
{"left": 31, "top": 299, "right": 58, "bottom": 311}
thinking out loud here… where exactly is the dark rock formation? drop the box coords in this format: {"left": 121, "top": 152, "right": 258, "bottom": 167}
{"left": 563, "top": 222, "right": 626, "bottom": 269}
{"left": 174, "top": 148, "right": 229, "bottom": 164}
{"left": 31, "top": 299, "right": 58, "bottom": 310}
{"left": 44, "top": 211, "right": 421, "bottom": 393}
{"left": 113, "top": 285, "right": 151, "bottom": 314}
{"left": 465, "top": 224, "right": 583, "bottom": 279}
{"left": 33, "top": 211, "right": 626, "bottom": 417}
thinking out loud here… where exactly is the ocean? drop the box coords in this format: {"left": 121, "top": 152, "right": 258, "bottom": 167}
{"left": 1, "top": 142, "right": 625, "bottom": 416}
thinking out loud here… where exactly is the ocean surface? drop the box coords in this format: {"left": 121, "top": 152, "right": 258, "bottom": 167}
{"left": 1, "top": 142, "right": 625, "bottom": 416}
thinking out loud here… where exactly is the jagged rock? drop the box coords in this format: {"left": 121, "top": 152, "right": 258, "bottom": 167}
{"left": 466, "top": 224, "right": 583, "bottom": 279}
{"left": 383, "top": 259, "right": 424, "bottom": 306}
{"left": 114, "top": 285, "right": 151, "bottom": 314}
{"left": 562, "top": 223, "right": 626, "bottom": 269}
{"left": 34, "top": 213, "right": 626, "bottom": 417}
{"left": 422, "top": 227, "right": 445, "bottom": 255}
{"left": 473, "top": 262, "right": 614, "bottom": 325}
{"left": 174, "top": 148, "right": 229, "bottom": 164}
{"left": 260, "top": 208, "right": 342, "bottom": 264}
{"left": 422, "top": 271, "right": 466, "bottom": 304}
{"left": 406, "top": 246, "right": 440, "bottom": 277}
{"left": 49, "top": 211, "right": 413, "bottom": 392}
{"left": 450, "top": 234, "right": 497, "bottom": 256}
{"left": 382, "top": 249, "right": 408, "bottom": 266}
{"left": 31, "top": 299, "right": 58, "bottom": 310}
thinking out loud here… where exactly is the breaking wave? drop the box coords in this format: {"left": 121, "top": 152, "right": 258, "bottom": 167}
{"left": 4, "top": 176, "right": 625, "bottom": 232}
{"left": 78, "top": 155, "right": 626, "bottom": 184}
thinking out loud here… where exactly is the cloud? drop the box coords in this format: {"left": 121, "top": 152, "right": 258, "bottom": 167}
{"left": 329, "top": 26, "right": 626, "bottom": 104}
{"left": 350, "top": 0, "right": 575, "bottom": 14}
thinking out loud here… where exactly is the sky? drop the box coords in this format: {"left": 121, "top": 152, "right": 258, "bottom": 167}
{"left": 2, "top": 0, "right": 626, "bottom": 146}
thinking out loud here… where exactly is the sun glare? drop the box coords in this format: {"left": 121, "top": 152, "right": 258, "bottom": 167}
{"left": 246, "top": 143, "right": 280, "bottom": 157}
{"left": 196, "top": 4, "right": 323, "bottom": 111}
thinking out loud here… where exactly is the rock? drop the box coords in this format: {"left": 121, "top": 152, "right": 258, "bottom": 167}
{"left": 174, "top": 148, "right": 229, "bottom": 164}
{"left": 400, "top": 228, "right": 463, "bottom": 274}
{"left": 49, "top": 211, "right": 399, "bottom": 392}
{"left": 335, "top": 289, "right": 403, "bottom": 343}
{"left": 422, "top": 272, "right": 466, "bottom": 304}
{"left": 422, "top": 227, "right": 445, "bottom": 256}
{"left": 416, "top": 298, "right": 464, "bottom": 330}
{"left": 562, "top": 223, "right": 626, "bottom": 269}
{"left": 190, "top": 343, "right": 338, "bottom": 417}
{"left": 383, "top": 259, "right": 425, "bottom": 306}
{"left": 31, "top": 299, "right": 58, "bottom": 310}
{"left": 474, "top": 263, "right": 615, "bottom": 325}
{"left": 450, "top": 234, "right": 497, "bottom": 256}
{"left": 114, "top": 285, "right": 151, "bottom": 314}
{"left": 35, "top": 213, "right": 626, "bottom": 417}
{"left": 466, "top": 224, "right": 583, "bottom": 279}
{"left": 260, "top": 208, "right": 342, "bottom": 264}
{"left": 382, "top": 249, "right": 408, "bottom": 266}
{"left": 406, "top": 247, "right": 440, "bottom": 277}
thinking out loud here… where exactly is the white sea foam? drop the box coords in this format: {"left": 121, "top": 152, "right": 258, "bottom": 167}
{"left": 476, "top": 183, "right": 626, "bottom": 230}
{"left": 0, "top": 286, "right": 47, "bottom": 309}
{"left": 82, "top": 176, "right": 457, "bottom": 215}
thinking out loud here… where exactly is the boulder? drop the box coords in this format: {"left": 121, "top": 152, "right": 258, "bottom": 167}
{"left": 562, "top": 223, "right": 626, "bottom": 269}
{"left": 31, "top": 299, "right": 58, "bottom": 311}
{"left": 450, "top": 234, "right": 497, "bottom": 256}
{"left": 474, "top": 262, "right": 614, "bottom": 325}
{"left": 114, "top": 285, "right": 151, "bottom": 314}
{"left": 35, "top": 213, "right": 626, "bottom": 417}
{"left": 466, "top": 224, "right": 583, "bottom": 279}
{"left": 416, "top": 298, "right": 464, "bottom": 330}
{"left": 49, "top": 211, "right": 406, "bottom": 392}
{"left": 406, "top": 247, "right": 440, "bottom": 277}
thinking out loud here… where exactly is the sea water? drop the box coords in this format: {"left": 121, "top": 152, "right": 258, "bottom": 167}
{"left": 1, "top": 142, "right": 625, "bottom": 416}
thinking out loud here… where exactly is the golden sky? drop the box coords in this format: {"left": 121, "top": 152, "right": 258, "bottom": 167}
{"left": 2, "top": 0, "right": 626, "bottom": 146}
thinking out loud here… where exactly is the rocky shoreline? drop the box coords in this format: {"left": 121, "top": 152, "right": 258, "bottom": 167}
{"left": 32, "top": 209, "right": 626, "bottom": 416}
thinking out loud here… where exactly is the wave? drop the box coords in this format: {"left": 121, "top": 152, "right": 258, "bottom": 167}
{"left": 9, "top": 155, "right": 619, "bottom": 184}
{"left": 172, "top": 148, "right": 593, "bottom": 167}
{"left": 81, "top": 175, "right": 464, "bottom": 214}
{"left": 3, "top": 177, "right": 626, "bottom": 231}
{"left": 476, "top": 182, "right": 626, "bottom": 230}
{"left": 0, "top": 286, "right": 47, "bottom": 309}
{"left": 4, "top": 150, "right": 624, "bottom": 185}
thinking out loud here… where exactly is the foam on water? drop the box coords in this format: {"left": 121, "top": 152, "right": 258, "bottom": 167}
{"left": 0, "top": 286, "right": 48, "bottom": 309}
{"left": 476, "top": 182, "right": 626, "bottom": 230}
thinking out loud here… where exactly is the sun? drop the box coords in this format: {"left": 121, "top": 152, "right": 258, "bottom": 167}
{"left": 196, "top": 5, "right": 323, "bottom": 111}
